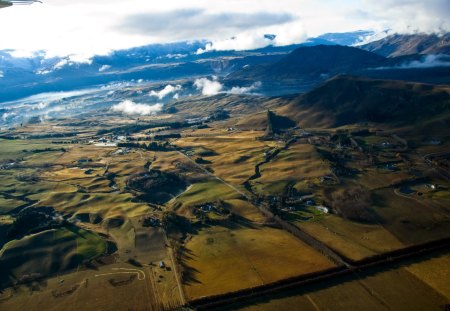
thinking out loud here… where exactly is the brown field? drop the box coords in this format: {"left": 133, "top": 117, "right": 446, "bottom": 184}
{"left": 107, "top": 150, "right": 153, "bottom": 175}
{"left": 183, "top": 225, "right": 335, "bottom": 300}
{"left": 105, "top": 216, "right": 166, "bottom": 264}
{"left": 356, "top": 169, "right": 413, "bottom": 190}
{"left": 253, "top": 142, "right": 332, "bottom": 195}
{"left": 41, "top": 167, "right": 112, "bottom": 193}
{"left": 175, "top": 131, "right": 272, "bottom": 185}
{"left": 172, "top": 179, "right": 243, "bottom": 216}
{"left": 0, "top": 139, "right": 58, "bottom": 161}
{"left": 151, "top": 150, "right": 205, "bottom": 179}
{"left": 297, "top": 215, "right": 405, "bottom": 261}
{"left": 2, "top": 113, "right": 449, "bottom": 311}
{"left": 53, "top": 145, "right": 115, "bottom": 166}
{"left": 0, "top": 262, "right": 182, "bottom": 311}
{"left": 223, "top": 252, "right": 450, "bottom": 311}
{"left": 36, "top": 191, "right": 151, "bottom": 219}
{"left": 372, "top": 188, "right": 450, "bottom": 245}
{"left": 0, "top": 169, "right": 78, "bottom": 198}
{"left": 223, "top": 199, "right": 266, "bottom": 223}
{"left": 405, "top": 253, "right": 450, "bottom": 299}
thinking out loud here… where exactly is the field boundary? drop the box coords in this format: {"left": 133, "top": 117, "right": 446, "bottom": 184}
{"left": 188, "top": 237, "right": 450, "bottom": 310}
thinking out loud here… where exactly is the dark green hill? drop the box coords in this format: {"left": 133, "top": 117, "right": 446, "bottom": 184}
{"left": 228, "top": 45, "right": 386, "bottom": 82}
{"left": 278, "top": 76, "right": 450, "bottom": 128}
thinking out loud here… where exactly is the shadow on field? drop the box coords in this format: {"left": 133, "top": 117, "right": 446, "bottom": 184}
{"left": 179, "top": 246, "right": 202, "bottom": 285}
{"left": 216, "top": 248, "right": 450, "bottom": 311}
{"left": 194, "top": 215, "right": 260, "bottom": 232}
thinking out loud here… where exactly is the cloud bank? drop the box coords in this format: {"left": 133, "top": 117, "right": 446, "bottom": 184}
{"left": 228, "top": 81, "right": 262, "bottom": 94}
{"left": 149, "top": 84, "right": 182, "bottom": 100}
{"left": 375, "top": 54, "right": 450, "bottom": 70}
{"left": 361, "top": 0, "right": 450, "bottom": 34}
{"left": 194, "top": 77, "right": 223, "bottom": 96}
{"left": 399, "top": 54, "right": 450, "bottom": 69}
{"left": 111, "top": 100, "right": 162, "bottom": 115}
{"left": 0, "top": 0, "right": 449, "bottom": 59}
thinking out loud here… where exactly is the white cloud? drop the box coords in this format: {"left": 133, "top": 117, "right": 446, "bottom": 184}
{"left": 375, "top": 54, "right": 450, "bottom": 70}
{"left": 399, "top": 55, "right": 450, "bottom": 69}
{"left": 2, "top": 112, "right": 16, "bottom": 122}
{"left": 0, "top": 0, "right": 448, "bottom": 59}
{"left": 149, "top": 84, "right": 182, "bottom": 100}
{"left": 228, "top": 81, "right": 262, "bottom": 94}
{"left": 165, "top": 53, "right": 187, "bottom": 59}
{"left": 111, "top": 100, "right": 163, "bottom": 115}
{"left": 0, "top": 70, "right": 3, "bottom": 78}
{"left": 196, "top": 19, "right": 306, "bottom": 53}
{"left": 360, "top": 0, "right": 450, "bottom": 34}
{"left": 197, "top": 35, "right": 271, "bottom": 54}
{"left": 194, "top": 77, "right": 223, "bottom": 96}
{"left": 33, "top": 102, "right": 50, "bottom": 110}
{"left": 66, "top": 54, "right": 92, "bottom": 64}
{"left": 99, "top": 64, "right": 111, "bottom": 72}
{"left": 53, "top": 59, "right": 69, "bottom": 70}
{"left": 173, "top": 93, "right": 180, "bottom": 100}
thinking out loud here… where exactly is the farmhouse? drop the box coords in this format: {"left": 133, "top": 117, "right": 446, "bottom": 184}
{"left": 315, "top": 205, "right": 329, "bottom": 214}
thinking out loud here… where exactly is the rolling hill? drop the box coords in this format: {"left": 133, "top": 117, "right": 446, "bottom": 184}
{"left": 277, "top": 75, "right": 450, "bottom": 128}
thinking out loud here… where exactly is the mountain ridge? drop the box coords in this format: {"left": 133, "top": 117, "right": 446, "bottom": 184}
{"left": 361, "top": 33, "right": 450, "bottom": 57}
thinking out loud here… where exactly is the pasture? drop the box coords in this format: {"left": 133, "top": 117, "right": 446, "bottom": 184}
{"left": 183, "top": 225, "right": 335, "bottom": 299}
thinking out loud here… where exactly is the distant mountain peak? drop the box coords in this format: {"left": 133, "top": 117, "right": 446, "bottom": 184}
{"left": 361, "top": 33, "right": 450, "bottom": 57}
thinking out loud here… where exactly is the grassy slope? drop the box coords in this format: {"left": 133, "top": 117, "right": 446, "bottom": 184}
{"left": 0, "top": 227, "right": 106, "bottom": 282}
{"left": 277, "top": 76, "right": 450, "bottom": 129}
{"left": 254, "top": 142, "right": 331, "bottom": 195}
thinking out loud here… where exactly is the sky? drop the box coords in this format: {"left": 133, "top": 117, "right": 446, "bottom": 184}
{"left": 0, "top": 0, "right": 448, "bottom": 60}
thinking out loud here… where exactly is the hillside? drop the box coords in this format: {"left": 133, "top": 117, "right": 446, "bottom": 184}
{"left": 0, "top": 1, "right": 12, "bottom": 9}
{"left": 228, "top": 45, "right": 386, "bottom": 82}
{"left": 361, "top": 33, "right": 450, "bottom": 57}
{"left": 277, "top": 76, "right": 450, "bottom": 128}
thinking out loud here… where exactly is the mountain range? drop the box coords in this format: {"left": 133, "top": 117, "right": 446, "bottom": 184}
{"left": 1, "top": 32, "right": 449, "bottom": 102}
{"left": 361, "top": 33, "right": 450, "bottom": 57}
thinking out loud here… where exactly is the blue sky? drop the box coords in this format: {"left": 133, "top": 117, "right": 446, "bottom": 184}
{"left": 0, "top": 0, "right": 448, "bottom": 61}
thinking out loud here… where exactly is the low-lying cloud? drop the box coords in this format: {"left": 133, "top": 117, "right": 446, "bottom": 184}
{"left": 149, "top": 84, "right": 182, "bottom": 100}
{"left": 2, "top": 112, "right": 16, "bottom": 122}
{"left": 99, "top": 65, "right": 111, "bottom": 72}
{"left": 32, "top": 102, "right": 50, "bottom": 110}
{"left": 361, "top": 0, "right": 450, "bottom": 34}
{"left": 196, "top": 19, "right": 307, "bottom": 53}
{"left": 375, "top": 54, "right": 450, "bottom": 70}
{"left": 228, "top": 81, "right": 262, "bottom": 95}
{"left": 398, "top": 54, "right": 450, "bottom": 69}
{"left": 194, "top": 77, "right": 223, "bottom": 96}
{"left": 111, "top": 100, "right": 162, "bottom": 115}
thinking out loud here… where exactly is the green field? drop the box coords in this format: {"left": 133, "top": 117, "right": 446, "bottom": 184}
{"left": 0, "top": 227, "right": 106, "bottom": 284}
